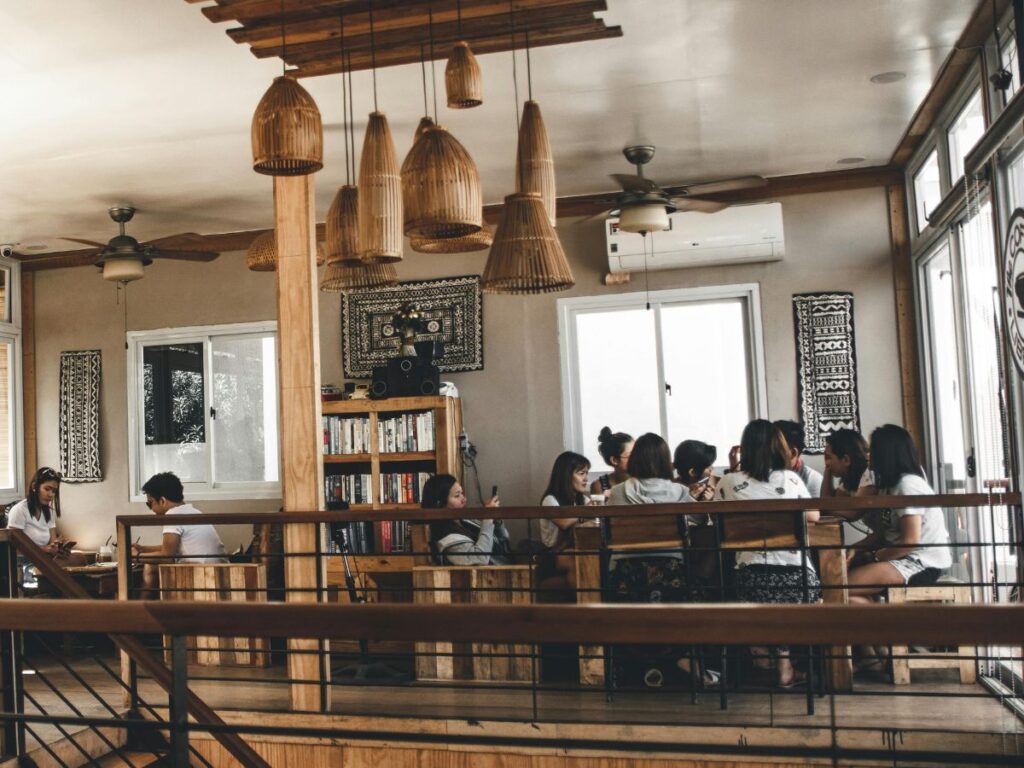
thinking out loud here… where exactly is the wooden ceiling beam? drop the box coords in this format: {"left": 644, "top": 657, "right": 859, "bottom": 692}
{"left": 254, "top": 2, "right": 604, "bottom": 63}
{"left": 293, "top": 21, "right": 620, "bottom": 77}
{"left": 227, "top": 0, "right": 583, "bottom": 48}
{"left": 21, "top": 167, "right": 898, "bottom": 272}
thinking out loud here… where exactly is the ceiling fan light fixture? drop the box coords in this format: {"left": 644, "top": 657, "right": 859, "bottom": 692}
{"left": 445, "top": 41, "right": 483, "bottom": 109}
{"left": 251, "top": 75, "right": 324, "bottom": 176}
{"left": 618, "top": 203, "right": 671, "bottom": 234}
{"left": 100, "top": 257, "right": 146, "bottom": 283}
{"left": 482, "top": 192, "right": 573, "bottom": 294}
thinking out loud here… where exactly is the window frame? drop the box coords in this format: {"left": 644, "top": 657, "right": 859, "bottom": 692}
{"left": 0, "top": 255, "right": 23, "bottom": 502}
{"left": 126, "top": 320, "right": 280, "bottom": 502}
{"left": 557, "top": 283, "right": 768, "bottom": 462}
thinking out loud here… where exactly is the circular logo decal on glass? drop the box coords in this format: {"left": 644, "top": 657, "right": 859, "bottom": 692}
{"left": 1003, "top": 208, "right": 1024, "bottom": 376}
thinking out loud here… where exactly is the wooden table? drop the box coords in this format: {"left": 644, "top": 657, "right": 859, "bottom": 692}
{"left": 572, "top": 518, "right": 852, "bottom": 691}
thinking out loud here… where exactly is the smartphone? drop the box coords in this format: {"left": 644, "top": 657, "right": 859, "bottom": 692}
{"left": 491, "top": 484, "right": 499, "bottom": 498}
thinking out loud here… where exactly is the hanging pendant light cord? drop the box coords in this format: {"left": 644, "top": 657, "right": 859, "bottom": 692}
{"left": 510, "top": 0, "right": 520, "bottom": 129}
{"left": 340, "top": 12, "right": 351, "bottom": 185}
{"left": 525, "top": 30, "right": 533, "bottom": 101}
{"left": 369, "top": 0, "right": 379, "bottom": 111}
{"left": 421, "top": 45, "right": 429, "bottom": 117}
{"left": 457, "top": 0, "right": 463, "bottom": 37}
{"left": 347, "top": 52, "right": 356, "bottom": 172}
{"left": 428, "top": 7, "right": 439, "bottom": 121}
{"left": 279, "top": 0, "right": 286, "bottom": 75}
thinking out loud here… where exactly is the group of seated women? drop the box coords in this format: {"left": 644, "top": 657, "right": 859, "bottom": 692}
{"left": 424, "top": 417, "right": 952, "bottom": 686}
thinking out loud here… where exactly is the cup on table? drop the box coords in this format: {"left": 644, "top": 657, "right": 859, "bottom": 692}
{"left": 589, "top": 494, "right": 606, "bottom": 506}
{"left": 98, "top": 545, "right": 114, "bottom": 563}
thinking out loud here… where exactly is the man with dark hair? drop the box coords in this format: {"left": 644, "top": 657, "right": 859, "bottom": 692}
{"left": 134, "top": 471, "right": 227, "bottom": 593}
{"left": 773, "top": 420, "right": 823, "bottom": 497}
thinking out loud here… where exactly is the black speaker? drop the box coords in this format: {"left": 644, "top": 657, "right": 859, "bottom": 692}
{"left": 370, "top": 357, "right": 440, "bottom": 399}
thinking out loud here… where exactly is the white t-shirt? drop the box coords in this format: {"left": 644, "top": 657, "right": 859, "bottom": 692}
{"left": 162, "top": 504, "right": 227, "bottom": 563}
{"left": 6, "top": 499, "right": 56, "bottom": 548}
{"left": 876, "top": 473, "right": 952, "bottom": 570}
{"left": 539, "top": 495, "right": 563, "bottom": 549}
{"left": 716, "top": 469, "right": 815, "bottom": 569}
{"left": 798, "top": 463, "right": 823, "bottom": 498}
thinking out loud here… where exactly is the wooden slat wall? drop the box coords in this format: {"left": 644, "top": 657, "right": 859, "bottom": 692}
{"left": 188, "top": 0, "right": 623, "bottom": 78}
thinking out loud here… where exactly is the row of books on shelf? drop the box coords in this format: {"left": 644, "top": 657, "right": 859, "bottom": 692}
{"left": 327, "top": 520, "right": 412, "bottom": 554}
{"left": 323, "top": 415, "right": 371, "bottom": 455}
{"left": 325, "top": 472, "right": 432, "bottom": 506}
{"left": 325, "top": 473, "right": 373, "bottom": 506}
{"left": 378, "top": 411, "right": 435, "bottom": 453}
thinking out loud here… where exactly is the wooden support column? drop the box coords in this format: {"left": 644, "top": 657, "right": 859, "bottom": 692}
{"left": 274, "top": 174, "right": 328, "bottom": 712}
{"left": 887, "top": 183, "right": 926, "bottom": 453}
{"left": 20, "top": 270, "right": 35, "bottom": 486}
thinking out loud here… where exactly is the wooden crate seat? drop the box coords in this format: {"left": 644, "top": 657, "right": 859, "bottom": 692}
{"left": 888, "top": 581, "right": 975, "bottom": 684}
{"left": 158, "top": 563, "right": 269, "bottom": 667}
{"left": 413, "top": 564, "right": 533, "bottom": 683}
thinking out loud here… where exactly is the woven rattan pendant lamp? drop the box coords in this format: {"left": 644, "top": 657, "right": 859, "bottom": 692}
{"left": 482, "top": 192, "right": 572, "bottom": 293}
{"left": 251, "top": 6, "right": 323, "bottom": 175}
{"left": 401, "top": 125, "right": 482, "bottom": 239}
{"left": 445, "top": 2, "right": 482, "bottom": 108}
{"left": 247, "top": 230, "right": 326, "bottom": 271}
{"left": 515, "top": 100, "right": 555, "bottom": 226}
{"left": 481, "top": 10, "right": 572, "bottom": 293}
{"left": 357, "top": 4, "right": 403, "bottom": 263}
{"left": 320, "top": 259, "right": 399, "bottom": 292}
{"left": 411, "top": 226, "right": 493, "bottom": 254}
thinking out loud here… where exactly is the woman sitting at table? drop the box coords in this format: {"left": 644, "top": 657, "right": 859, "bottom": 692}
{"left": 6, "top": 467, "right": 70, "bottom": 553}
{"left": 423, "top": 474, "right": 505, "bottom": 566}
{"left": 590, "top": 427, "right": 633, "bottom": 497}
{"left": 539, "top": 451, "right": 592, "bottom": 589}
{"left": 847, "top": 425, "right": 952, "bottom": 672}
{"left": 673, "top": 439, "right": 718, "bottom": 502}
{"left": 716, "top": 419, "right": 820, "bottom": 688}
{"left": 607, "top": 433, "right": 716, "bottom": 687}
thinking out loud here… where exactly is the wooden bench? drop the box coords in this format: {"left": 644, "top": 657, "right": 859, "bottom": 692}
{"left": 412, "top": 564, "right": 533, "bottom": 682}
{"left": 888, "top": 582, "right": 975, "bottom": 684}
{"left": 158, "top": 563, "right": 269, "bottom": 667}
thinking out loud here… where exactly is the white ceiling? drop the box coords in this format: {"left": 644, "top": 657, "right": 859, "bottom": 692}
{"left": 0, "top": 0, "right": 977, "bottom": 250}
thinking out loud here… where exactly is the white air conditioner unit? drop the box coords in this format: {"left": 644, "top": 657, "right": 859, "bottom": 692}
{"left": 606, "top": 201, "right": 784, "bottom": 274}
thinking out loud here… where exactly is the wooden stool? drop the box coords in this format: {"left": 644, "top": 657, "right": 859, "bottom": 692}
{"left": 158, "top": 563, "right": 269, "bottom": 667}
{"left": 888, "top": 582, "right": 975, "bottom": 684}
{"left": 413, "top": 565, "right": 533, "bottom": 682}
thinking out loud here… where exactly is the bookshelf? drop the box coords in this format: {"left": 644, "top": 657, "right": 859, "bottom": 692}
{"left": 321, "top": 395, "right": 462, "bottom": 568}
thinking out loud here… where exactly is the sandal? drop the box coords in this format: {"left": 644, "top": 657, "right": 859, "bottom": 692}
{"left": 643, "top": 667, "right": 664, "bottom": 688}
{"left": 676, "top": 658, "right": 721, "bottom": 689}
{"left": 750, "top": 647, "right": 776, "bottom": 671}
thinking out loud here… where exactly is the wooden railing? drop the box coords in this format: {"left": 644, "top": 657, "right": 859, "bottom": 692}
{"left": 0, "top": 528, "right": 270, "bottom": 768}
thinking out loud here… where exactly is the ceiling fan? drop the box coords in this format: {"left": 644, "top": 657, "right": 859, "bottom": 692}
{"left": 23, "top": 206, "right": 220, "bottom": 281}
{"left": 593, "top": 145, "right": 768, "bottom": 233}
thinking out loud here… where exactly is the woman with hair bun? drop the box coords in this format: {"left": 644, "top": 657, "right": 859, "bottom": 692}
{"left": 590, "top": 427, "right": 633, "bottom": 497}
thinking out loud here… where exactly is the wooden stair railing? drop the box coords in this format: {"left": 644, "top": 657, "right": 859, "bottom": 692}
{"left": 7, "top": 529, "right": 270, "bottom": 768}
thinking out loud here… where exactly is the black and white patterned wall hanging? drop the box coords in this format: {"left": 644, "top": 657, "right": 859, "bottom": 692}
{"left": 59, "top": 349, "right": 103, "bottom": 482}
{"left": 792, "top": 292, "right": 860, "bottom": 454}
{"left": 342, "top": 275, "right": 483, "bottom": 378}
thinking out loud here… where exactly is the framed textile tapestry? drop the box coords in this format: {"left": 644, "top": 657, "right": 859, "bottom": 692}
{"left": 792, "top": 292, "right": 860, "bottom": 454}
{"left": 59, "top": 349, "right": 103, "bottom": 482}
{"left": 342, "top": 275, "right": 483, "bottom": 378}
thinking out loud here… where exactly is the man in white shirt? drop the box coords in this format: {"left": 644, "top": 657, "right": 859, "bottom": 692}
{"left": 774, "top": 420, "right": 823, "bottom": 497}
{"left": 133, "top": 472, "right": 227, "bottom": 595}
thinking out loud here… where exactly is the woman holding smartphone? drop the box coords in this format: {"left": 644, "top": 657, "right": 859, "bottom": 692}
{"left": 423, "top": 474, "right": 506, "bottom": 566}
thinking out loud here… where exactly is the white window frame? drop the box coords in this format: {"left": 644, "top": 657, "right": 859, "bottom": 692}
{"left": 126, "top": 320, "right": 280, "bottom": 502}
{"left": 0, "top": 255, "right": 23, "bottom": 502}
{"left": 557, "top": 283, "right": 768, "bottom": 458}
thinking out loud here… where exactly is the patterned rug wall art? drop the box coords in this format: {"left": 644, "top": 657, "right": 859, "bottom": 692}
{"left": 59, "top": 350, "right": 103, "bottom": 482}
{"left": 342, "top": 275, "right": 483, "bottom": 378}
{"left": 792, "top": 293, "right": 860, "bottom": 454}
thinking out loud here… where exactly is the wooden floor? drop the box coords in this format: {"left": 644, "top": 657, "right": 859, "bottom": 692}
{"left": 14, "top": 655, "right": 1024, "bottom": 767}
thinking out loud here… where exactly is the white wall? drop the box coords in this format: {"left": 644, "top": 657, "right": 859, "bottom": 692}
{"left": 30, "top": 186, "right": 900, "bottom": 549}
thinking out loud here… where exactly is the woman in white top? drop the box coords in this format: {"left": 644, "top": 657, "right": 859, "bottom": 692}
{"left": 423, "top": 474, "right": 503, "bottom": 566}
{"left": 847, "top": 425, "right": 951, "bottom": 675}
{"left": 716, "top": 420, "right": 820, "bottom": 688}
{"left": 6, "top": 467, "right": 67, "bottom": 552}
{"left": 539, "top": 451, "right": 591, "bottom": 589}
